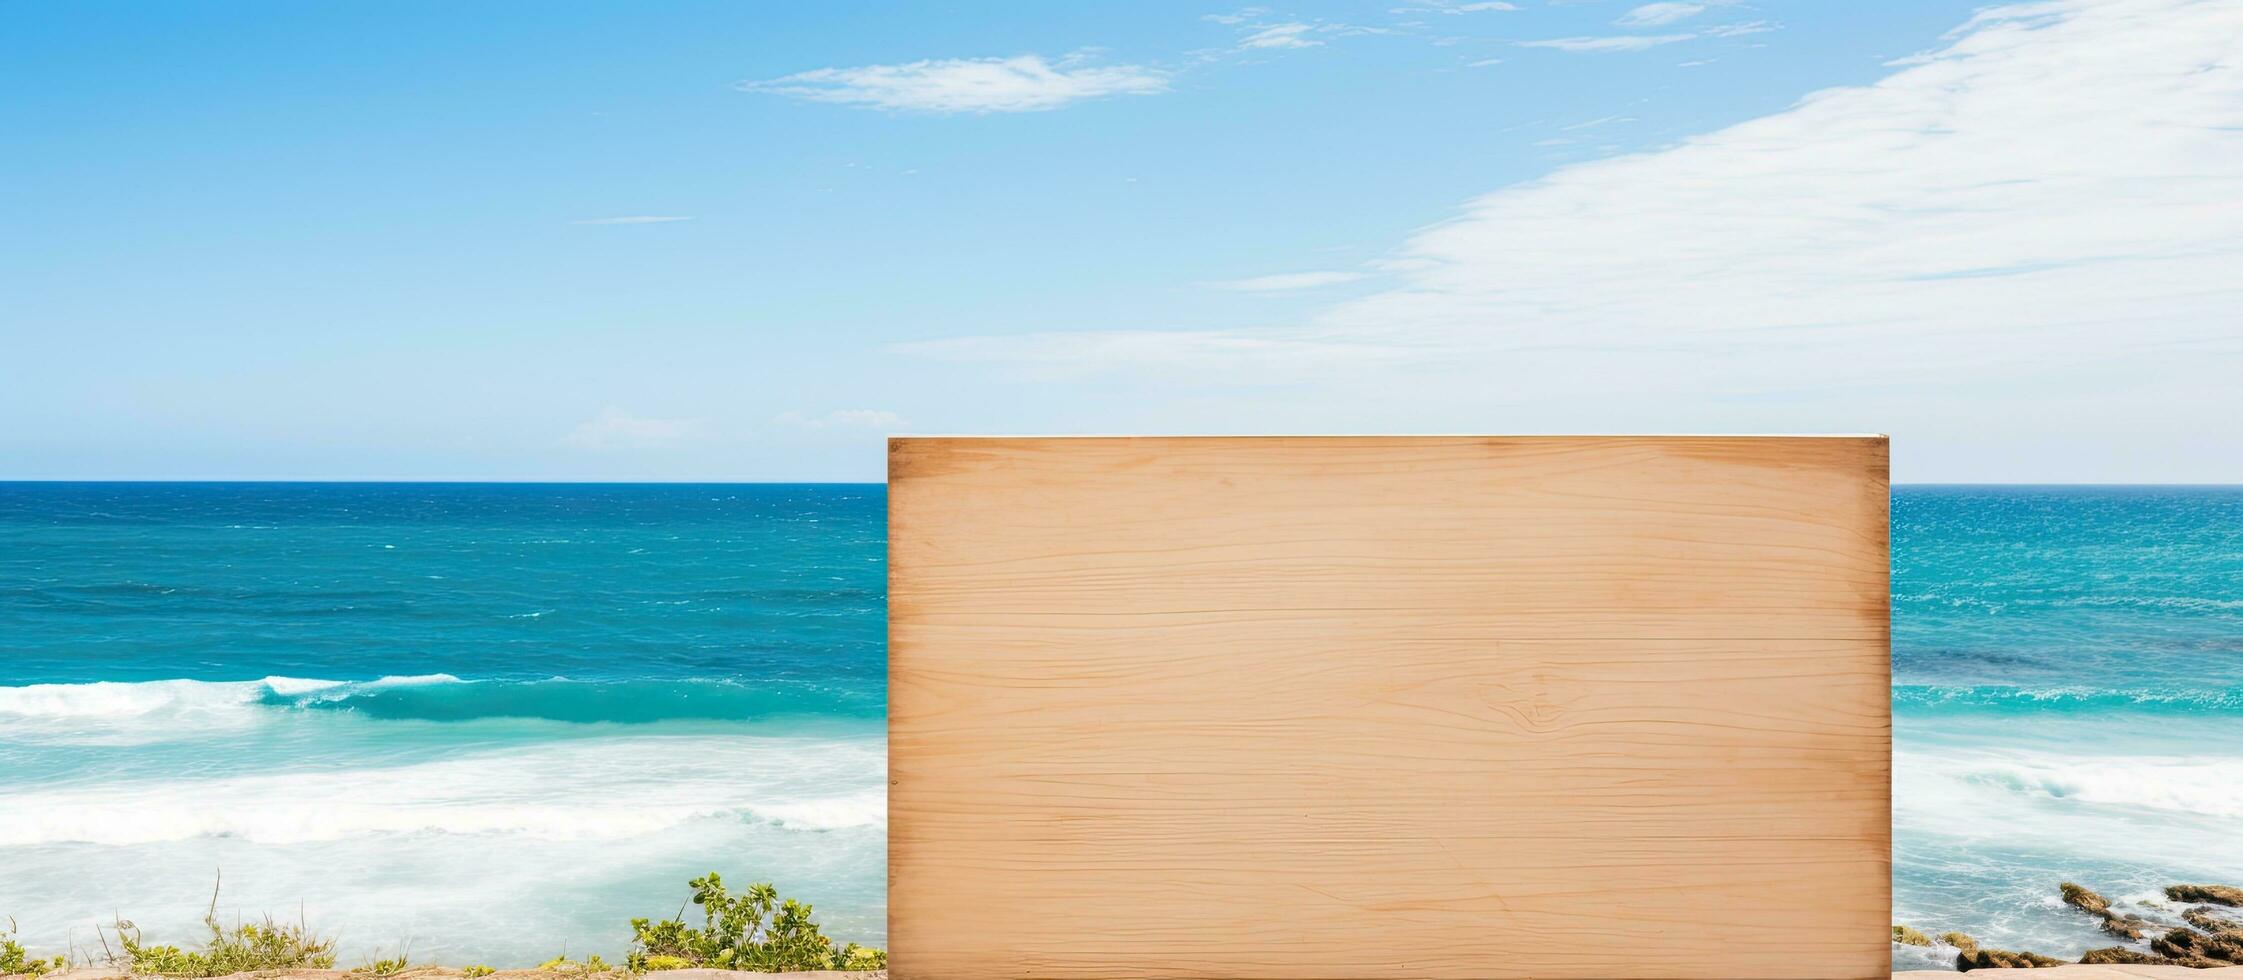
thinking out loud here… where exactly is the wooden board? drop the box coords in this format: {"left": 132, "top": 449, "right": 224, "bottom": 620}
{"left": 888, "top": 436, "right": 1890, "bottom": 980}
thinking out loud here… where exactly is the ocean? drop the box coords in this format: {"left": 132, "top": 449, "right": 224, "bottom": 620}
{"left": 1890, "top": 486, "right": 2243, "bottom": 968}
{"left": 3, "top": 483, "right": 2238, "bottom": 970}
{"left": 0, "top": 484, "right": 887, "bottom": 967}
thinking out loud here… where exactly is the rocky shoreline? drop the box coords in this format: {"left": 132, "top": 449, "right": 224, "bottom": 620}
{"left": 1896, "top": 883, "right": 2243, "bottom": 972}
{"left": 23, "top": 972, "right": 877, "bottom": 980}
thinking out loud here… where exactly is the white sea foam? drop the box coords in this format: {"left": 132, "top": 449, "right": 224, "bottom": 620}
{"left": 1957, "top": 755, "right": 2243, "bottom": 819}
{"left": 0, "top": 678, "right": 269, "bottom": 743}
{"left": 0, "top": 675, "right": 455, "bottom": 744}
{"left": 0, "top": 674, "right": 864, "bottom": 741}
{"left": 261, "top": 676, "right": 351, "bottom": 696}
{"left": 1895, "top": 743, "right": 2243, "bottom": 880}
{"left": 0, "top": 734, "right": 885, "bottom": 846}
{"left": 0, "top": 675, "right": 453, "bottom": 720}
{"left": 0, "top": 678, "right": 244, "bottom": 719}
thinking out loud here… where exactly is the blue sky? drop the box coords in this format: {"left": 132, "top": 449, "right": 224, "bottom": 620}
{"left": 5, "top": 0, "right": 2238, "bottom": 482}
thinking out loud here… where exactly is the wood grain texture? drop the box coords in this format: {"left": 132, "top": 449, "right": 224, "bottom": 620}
{"left": 889, "top": 436, "right": 1891, "bottom": 980}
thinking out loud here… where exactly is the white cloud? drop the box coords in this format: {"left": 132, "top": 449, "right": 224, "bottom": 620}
{"left": 895, "top": 330, "right": 1413, "bottom": 382}
{"left": 1399, "top": 0, "right": 1519, "bottom": 12}
{"left": 900, "top": 0, "right": 2243, "bottom": 480}
{"left": 1238, "top": 23, "right": 1323, "bottom": 49}
{"left": 1615, "top": 2, "right": 1716, "bottom": 28}
{"left": 741, "top": 55, "right": 1167, "bottom": 113}
{"left": 1203, "top": 8, "right": 1270, "bottom": 26}
{"left": 776, "top": 409, "right": 905, "bottom": 430}
{"left": 571, "top": 216, "right": 692, "bottom": 225}
{"left": 563, "top": 409, "right": 703, "bottom": 450}
{"left": 1211, "top": 16, "right": 1392, "bottom": 53}
{"left": 1519, "top": 34, "right": 1696, "bottom": 52}
{"left": 1703, "top": 20, "right": 1777, "bottom": 37}
{"left": 1211, "top": 271, "right": 1367, "bottom": 291}
{"left": 1561, "top": 114, "right": 1635, "bottom": 130}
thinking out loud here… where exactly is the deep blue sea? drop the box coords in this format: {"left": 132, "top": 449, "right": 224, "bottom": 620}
{"left": 3, "top": 483, "right": 2238, "bottom": 969}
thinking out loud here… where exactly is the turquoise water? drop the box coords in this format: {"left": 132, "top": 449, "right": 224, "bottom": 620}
{"left": 0, "top": 484, "right": 887, "bottom": 966}
{"left": 3, "top": 483, "right": 2238, "bottom": 968}
{"left": 1891, "top": 486, "right": 2243, "bottom": 968}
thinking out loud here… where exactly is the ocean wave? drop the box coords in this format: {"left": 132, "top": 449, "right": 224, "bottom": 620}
{"left": 266, "top": 674, "right": 879, "bottom": 724}
{"left": 1905, "top": 749, "right": 2243, "bottom": 820}
{"left": 0, "top": 734, "right": 885, "bottom": 846}
{"left": 0, "top": 674, "right": 879, "bottom": 742}
{"left": 0, "top": 678, "right": 279, "bottom": 742}
{"left": 1893, "top": 683, "right": 2243, "bottom": 714}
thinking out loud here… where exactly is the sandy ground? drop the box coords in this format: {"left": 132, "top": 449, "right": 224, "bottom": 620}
{"left": 1897, "top": 967, "right": 2233, "bottom": 978}
{"left": 30, "top": 971, "right": 882, "bottom": 980}
{"left": 27, "top": 963, "right": 2239, "bottom": 979}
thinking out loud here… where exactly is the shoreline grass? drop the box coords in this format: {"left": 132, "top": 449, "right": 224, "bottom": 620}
{"left": 2, "top": 874, "right": 882, "bottom": 979}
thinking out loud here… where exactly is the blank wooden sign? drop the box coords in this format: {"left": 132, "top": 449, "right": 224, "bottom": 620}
{"left": 888, "top": 436, "right": 1889, "bottom": 980}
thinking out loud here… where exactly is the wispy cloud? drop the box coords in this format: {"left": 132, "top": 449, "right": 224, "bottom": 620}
{"left": 1561, "top": 114, "right": 1635, "bottom": 130}
{"left": 1393, "top": 0, "right": 1520, "bottom": 13}
{"left": 1210, "top": 271, "right": 1367, "bottom": 291}
{"left": 1238, "top": 23, "right": 1323, "bottom": 49}
{"left": 1205, "top": 11, "right": 1395, "bottom": 54}
{"left": 1203, "top": 7, "right": 1271, "bottom": 26}
{"left": 1703, "top": 20, "right": 1778, "bottom": 37}
{"left": 895, "top": 330, "right": 1412, "bottom": 382}
{"left": 1614, "top": 2, "right": 1719, "bottom": 28}
{"left": 1519, "top": 33, "right": 1695, "bottom": 53}
{"left": 775, "top": 409, "right": 905, "bottom": 429}
{"left": 742, "top": 54, "right": 1167, "bottom": 113}
{"left": 899, "top": 0, "right": 2243, "bottom": 477}
{"left": 571, "top": 216, "right": 692, "bottom": 225}
{"left": 563, "top": 408, "right": 703, "bottom": 450}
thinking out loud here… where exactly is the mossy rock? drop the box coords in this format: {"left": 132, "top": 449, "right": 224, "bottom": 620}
{"left": 2097, "top": 913, "right": 2151, "bottom": 940}
{"left": 2183, "top": 906, "right": 2243, "bottom": 936}
{"left": 2167, "top": 884, "right": 2243, "bottom": 906}
{"left": 2079, "top": 946, "right": 2165, "bottom": 965}
{"left": 1955, "top": 948, "right": 2063, "bottom": 971}
{"left": 2060, "top": 882, "right": 2112, "bottom": 915}
{"left": 1892, "top": 925, "right": 1934, "bottom": 947}
{"left": 2152, "top": 926, "right": 2243, "bottom": 964}
{"left": 1940, "top": 931, "right": 1980, "bottom": 954}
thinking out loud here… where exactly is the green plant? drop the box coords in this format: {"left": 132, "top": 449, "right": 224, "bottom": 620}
{"left": 831, "top": 943, "right": 886, "bottom": 971}
{"left": 355, "top": 954, "right": 411, "bottom": 976}
{"left": 3, "top": 919, "right": 67, "bottom": 978}
{"left": 114, "top": 915, "right": 337, "bottom": 977}
{"left": 461, "top": 966, "right": 495, "bottom": 977}
{"left": 624, "top": 873, "right": 884, "bottom": 973}
{"left": 109, "top": 874, "right": 336, "bottom": 977}
{"left": 537, "top": 953, "right": 613, "bottom": 976}
{"left": 113, "top": 914, "right": 338, "bottom": 978}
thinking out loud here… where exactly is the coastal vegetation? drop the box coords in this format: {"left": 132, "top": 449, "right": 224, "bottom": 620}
{"left": 0, "top": 873, "right": 882, "bottom": 979}
{"left": 94, "top": 874, "right": 339, "bottom": 978}
{"left": 625, "top": 873, "right": 883, "bottom": 973}
{"left": 353, "top": 956, "right": 412, "bottom": 977}
{"left": 1896, "top": 880, "right": 2243, "bottom": 971}
{"left": 3, "top": 920, "right": 66, "bottom": 978}
{"left": 111, "top": 915, "right": 338, "bottom": 978}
